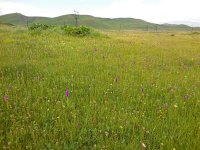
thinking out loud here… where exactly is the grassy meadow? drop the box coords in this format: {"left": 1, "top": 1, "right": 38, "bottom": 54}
{"left": 0, "top": 25, "right": 200, "bottom": 149}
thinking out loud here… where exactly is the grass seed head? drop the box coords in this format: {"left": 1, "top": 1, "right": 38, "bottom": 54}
{"left": 141, "top": 142, "right": 147, "bottom": 149}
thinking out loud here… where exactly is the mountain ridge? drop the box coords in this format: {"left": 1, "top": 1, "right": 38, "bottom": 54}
{"left": 0, "top": 13, "right": 199, "bottom": 31}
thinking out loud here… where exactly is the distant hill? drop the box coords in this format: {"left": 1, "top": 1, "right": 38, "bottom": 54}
{"left": 0, "top": 13, "right": 199, "bottom": 31}
{"left": 0, "top": 21, "right": 14, "bottom": 26}
{"left": 169, "top": 21, "right": 200, "bottom": 27}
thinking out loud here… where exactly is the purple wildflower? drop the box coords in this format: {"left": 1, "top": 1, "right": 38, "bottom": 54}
{"left": 4, "top": 95, "right": 8, "bottom": 102}
{"left": 183, "top": 95, "right": 190, "bottom": 101}
{"left": 66, "top": 89, "right": 69, "bottom": 97}
{"left": 8, "top": 84, "right": 12, "bottom": 91}
{"left": 141, "top": 87, "right": 144, "bottom": 94}
{"left": 115, "top": 77, "right": 118, "bottom": 82}
{"left": 163, "top": 103, "right": 168, "bottom": 110}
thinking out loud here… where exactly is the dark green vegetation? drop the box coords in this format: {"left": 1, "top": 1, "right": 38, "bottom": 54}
{"left": 0, "top": 24, "right": 200, "bottom": 149}
{"left": 28, "top": 23, "right": 53, "bottom": 30}
{"left": 27, "top": 23, "right": 101, "bottom": 37}
{"left": 62, "top": 26, "right": 91, "bottom": 36}
{"left": 1, "top": 13, "right": 200, "bottom": 31}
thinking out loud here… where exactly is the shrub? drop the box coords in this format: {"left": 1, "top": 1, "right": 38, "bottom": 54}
{"left": 28, "top": 23, "right": 51, "bottom": 30}
{"left": 190, "top": 32, "right": 200, "bottom": 35}
{"left": 62, "top": 25, "right": 91, "bottom": 36}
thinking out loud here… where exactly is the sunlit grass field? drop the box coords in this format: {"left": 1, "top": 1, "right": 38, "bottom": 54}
{"left": 0, "top": 25, "right": 200, "bottom": 149}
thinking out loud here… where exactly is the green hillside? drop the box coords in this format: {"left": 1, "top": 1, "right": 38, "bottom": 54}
{"left": 0, "top": 13, "right": 198, "bottom": 31}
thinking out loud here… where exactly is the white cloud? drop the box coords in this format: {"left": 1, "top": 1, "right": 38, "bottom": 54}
{"left": 157, "top": 0, "right": 200, "bottom": 22}
{"left": 0, "top": 1, "right": 41, "bottom": 16}
{"left": 81, "top": 0, "right": 200, "bottom": 23}
{"left": 0, "top": 1, "right": 71, "bottom": 17}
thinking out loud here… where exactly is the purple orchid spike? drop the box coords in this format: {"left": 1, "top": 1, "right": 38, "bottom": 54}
{"left": 8, "top": 84, "right": 12, "bottom": 91}
{"left": 66, "top": 89, "right": 69, "bottom": 97}
{"left": 163, "top": 103, "right": 168, "bottom": 110}
{"left": 141, "top": 87, "right": 144, "bottom": 94}
{"left": 115, "top": 77, "right": 118, "bottom": 82}
{"left": 4, "top": 95, "right": 8, "bottom": 102}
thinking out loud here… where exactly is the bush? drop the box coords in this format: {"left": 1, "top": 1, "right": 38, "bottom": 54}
{"left": 62, "top": 25, "right": 91, "bottom": 36}
{"left": 28, "top": 23, "right": 51, "bottom": 30}
{"left": 190, "top": 32, "right": 200, "bottom": 35}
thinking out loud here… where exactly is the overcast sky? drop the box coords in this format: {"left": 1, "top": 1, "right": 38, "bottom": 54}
{"left": 0, "top": 0, "right": 200, "bottom": 25}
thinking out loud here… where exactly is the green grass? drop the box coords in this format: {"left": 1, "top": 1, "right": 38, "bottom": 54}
{"left": 0, "top": 26, "right": 200, "bottom": 149}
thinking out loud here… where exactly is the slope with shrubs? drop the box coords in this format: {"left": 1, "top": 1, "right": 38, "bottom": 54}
{"left": 0, "top": 13, "right": 198, "bottom": 31}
